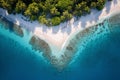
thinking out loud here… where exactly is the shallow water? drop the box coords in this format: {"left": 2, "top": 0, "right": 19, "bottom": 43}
{"left": 0, "top": 14, "right": 120, "bottom": 80}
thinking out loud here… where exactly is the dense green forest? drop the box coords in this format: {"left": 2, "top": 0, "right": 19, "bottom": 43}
{"left": 0, "top": 0, "right": 112, "bottom": 26}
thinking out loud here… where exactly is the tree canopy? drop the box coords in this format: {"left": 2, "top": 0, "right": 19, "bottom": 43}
{"left": 0, "top": 0, "right": 111, "bottom": 26}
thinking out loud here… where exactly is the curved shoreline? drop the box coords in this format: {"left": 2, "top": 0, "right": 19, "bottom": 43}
{"left": 0, "top": 0, "right": 119, "bottom": 53}
{"left": 60, "top": 12, "right": 119, "bottom": 70}
{"left": 0, "top": 0, "right": 120, "bottom": 70}
{"left": 0, "top": 11, "right": 120, "bottom": 70}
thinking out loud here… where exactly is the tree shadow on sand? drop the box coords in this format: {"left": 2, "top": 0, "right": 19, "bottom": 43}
{"left": 49, "top": 0, "right": 116, "bottom": 35}
{"left": 21, "top": 0, "right": 116, "bottom": 36}
{"left": 73, "top": 0, "right": 115, "bottom": 30}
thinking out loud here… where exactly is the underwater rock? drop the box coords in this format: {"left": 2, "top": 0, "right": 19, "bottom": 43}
{"left": 13, "top": 24, "right": 24, "bottom": 37}
{"left": 29, "top": 36, "right": 65, "bottom": 69}
{"left": 107, "top": 13, "right": 120, "bottom": 33}
{"left": 108, "top": 13, "right": 120, "bottom": 25}
{"left": 29, "top": 36, "right": 52, "bottom": 60}
{"left": 0, "top": 16, "right": 24, "bottom": 37}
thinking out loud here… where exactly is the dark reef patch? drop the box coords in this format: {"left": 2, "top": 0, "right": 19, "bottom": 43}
{"left": 29, "top": 36, "right": 52, "bottom": 59}
{"left": 107, "top": 13, "right": 120, "bottom": 33}
{"left": 13, "top": 24, "right": 24, "bottom": 37}
{"left": 63, "top": 12, "right": 120, "bottom": 68}
{"left": 29, "top": 36, "right": 61, "bottom": 69}
{"left": 0, "top": 16, "right": 24, "bottom": 37}
{"left": 1, "top": 12, "right": 120, "bottom": 70}
{"left": 108, "top": 12, "right": 120, "bottom": 25}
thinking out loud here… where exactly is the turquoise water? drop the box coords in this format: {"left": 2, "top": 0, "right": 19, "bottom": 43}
{"left": 0, "top": 15, "right": 120, "bottom": 80}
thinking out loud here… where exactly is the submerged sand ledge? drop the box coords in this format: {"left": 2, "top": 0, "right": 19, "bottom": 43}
{"left": 0, "top": 0, "right": 120, "bottom": 70}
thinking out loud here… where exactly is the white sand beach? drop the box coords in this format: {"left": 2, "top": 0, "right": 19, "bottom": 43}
{"left": 0, "top": 0, "right": 120, "bottom": 57}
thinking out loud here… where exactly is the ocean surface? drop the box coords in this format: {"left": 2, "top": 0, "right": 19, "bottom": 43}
{"left": 0, "top": 15, "right": 120, "bottom": 80}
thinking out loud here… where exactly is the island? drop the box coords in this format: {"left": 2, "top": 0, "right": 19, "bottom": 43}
{"left": 0, "top": 0, "right": 120, "bottom": 70}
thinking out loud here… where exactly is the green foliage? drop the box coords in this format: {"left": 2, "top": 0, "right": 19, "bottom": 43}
{"left": 0, "top": 1, "right": 11, "bottom": 12}
{"left": 15, "top": 1, "right": 26, "bottom": 13}
{"left": 30, "top": 15, "right": 37, "bottom": 21}
{"left": 24, "top": 2, "right": 39, "bottom": 20}
{"left": 51, "top": 17, "right": 61, "bottom": 26}
{"left": 96, "top": 0, "right": 106, "bottom": 10}
{"left": 38, "top": 15, "right": 48, "bottom": 25}
{"left": 24, "top": 9, "right": 31, "bottom": 17}
{"left": 91, "top": 2, "right": 97, "bottom": 8}
{"left": 27, "top": 2, "right": 39, "bottom": 15}
{"left": 50, "top": 7, "right": 60, "bottom": 16}
{"left": 62, "top": 10, "right": 72, "bottom": 21}
{"left": 60, "top": 15, "right": 65, "bottom": 22}
{"left": 0, "top": 0, "right": 109, "bottom": 26}
{"left": 57, "top": 0, "right": 73, "bottom": 11}
{"left": 84, "top": 6, "right": 90, "bottom": 13}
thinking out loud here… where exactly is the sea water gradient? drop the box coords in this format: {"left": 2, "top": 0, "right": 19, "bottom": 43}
{"left": 0, "top": 13, "right": 120, "bottom": 80}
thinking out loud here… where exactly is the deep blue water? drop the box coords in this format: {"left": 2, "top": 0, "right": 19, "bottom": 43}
{"left": 0, "top": 17, "right": 120, "bottom": 80}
